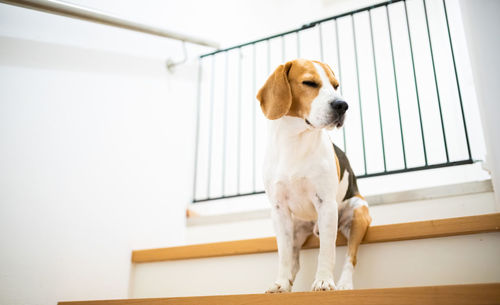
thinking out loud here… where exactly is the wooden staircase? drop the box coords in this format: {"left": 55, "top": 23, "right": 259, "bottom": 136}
{"left": 128, "top": 214, "right": 500, "bottom": 298}
{"left": 59, "top": 185, "right": 500, "bottom": 304}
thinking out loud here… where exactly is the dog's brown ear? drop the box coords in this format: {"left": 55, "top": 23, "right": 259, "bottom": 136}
{"left": 256, "top": 61, "right": 293, "bottom": 120}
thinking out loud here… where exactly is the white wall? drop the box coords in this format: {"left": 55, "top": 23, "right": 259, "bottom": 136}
{"left": 0, "top": 63, "right": 194, "bottom": 305}
{"left": 0, "top": 2, "right": 197, "bottom": 305}
{"left": 459, "top": 0, "right": 500, "bottom": 210}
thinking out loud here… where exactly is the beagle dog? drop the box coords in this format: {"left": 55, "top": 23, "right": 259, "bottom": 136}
{"left": 257, "top": 59, "right": 372, "bottom": 292}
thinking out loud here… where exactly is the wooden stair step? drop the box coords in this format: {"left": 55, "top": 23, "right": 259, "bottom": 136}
{"left": 58, "top": 283, "right": 500, "bottom": 305}
{"left": 132, "top": 213, "right": 500, "bottom": 262}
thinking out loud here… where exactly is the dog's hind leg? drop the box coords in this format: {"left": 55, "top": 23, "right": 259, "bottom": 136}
{"left": 337, "top": 197, "right": 371, "bottom": 290}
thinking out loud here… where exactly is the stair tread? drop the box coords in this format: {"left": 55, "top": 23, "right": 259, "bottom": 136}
{"left": 58, "top": 283, "right": 500, "bottom": 305}
{"left": 132, "top": 213, "right": 500, "bottom": 262}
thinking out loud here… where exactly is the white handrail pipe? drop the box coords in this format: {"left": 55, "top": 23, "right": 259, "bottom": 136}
{"left": 0, "top": 0, "right": 219, "bottom": 49}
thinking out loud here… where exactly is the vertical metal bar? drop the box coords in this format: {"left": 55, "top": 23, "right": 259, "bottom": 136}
{"left": 281, "top": 35, "right": 286, "bottom": 62}
{"left": 206, "top": 55, "right": 216, "bottom": 198}
{"left": 237, "top": 48, "right": 243, "bottom": 194}
{"left": 318, "top": 23, "right": 324, "bottom": 61}
{"left": 442, "top": 0, "right": 472, "bottom": 161}
{"left": 368, "top": 9, "right": 387, "bottom": 172}
{"left": 252, "top": 45, "right": 257, "bottom": 192}
{"left": 422, "top": 0, "right": 449, "bottom": 162}
{"left": 192, "top": 58, "right": 203, "bottom": 202}
{"left": 403, "top": 0, "right": 428, "bottom": 165}
{"left": 334, "top": 19, "right": 347, "bottom": 153}
{"left": 296, "top": 31, "right": 301, "bottom": 57}
{"left": 386, "top": 5, "right": 407, "bottom": 169}
{"left": 352, "top": 14, "right": 368, "bottom": 175}
{"left": 221, "top": 51, "right": 229, "bottom": 195}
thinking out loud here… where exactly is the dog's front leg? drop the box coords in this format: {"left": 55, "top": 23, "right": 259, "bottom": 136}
{"left": 312, "top": 199, "right": 338, "bottom": 291}
{"left": 266, "top": 204, "right": 294, "bottom": 293}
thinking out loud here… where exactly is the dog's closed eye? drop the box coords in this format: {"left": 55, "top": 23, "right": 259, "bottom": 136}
{"left": 302, "top": 80, "right": 319, "bottom": 88}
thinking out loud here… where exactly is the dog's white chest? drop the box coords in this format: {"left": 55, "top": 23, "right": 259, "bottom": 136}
{"left": 263, "top": 118, "right": 338, "bottom": 221}
{"left": 272, "top": 177, "right": 318, "bottom": 221}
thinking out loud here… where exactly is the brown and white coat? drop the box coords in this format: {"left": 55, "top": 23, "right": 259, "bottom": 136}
{"left": 257, "top": 59, "right": 371, "bottom": 292}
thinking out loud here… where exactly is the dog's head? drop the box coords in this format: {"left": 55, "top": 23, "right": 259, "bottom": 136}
{"left": 256, "top": 59, "right": 347, "bottom": 129}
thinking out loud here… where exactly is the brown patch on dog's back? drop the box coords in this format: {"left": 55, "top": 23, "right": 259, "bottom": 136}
{"left": 333, "top": 144, "right": 361, "bottom": 201}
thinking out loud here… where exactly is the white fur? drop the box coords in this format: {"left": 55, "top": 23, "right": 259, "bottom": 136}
{"left": 264, "top": 63, "right": 344, "bottom": 292}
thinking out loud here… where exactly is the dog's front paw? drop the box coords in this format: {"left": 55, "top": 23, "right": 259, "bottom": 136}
{"left": 266, "top": 280, "right": 292, "bottom": 293}
{"left": 336, "top": 279, "right": 353, "bottom": 290}
{"left": 311, "top": 278, "right": 336, "bottom": 291}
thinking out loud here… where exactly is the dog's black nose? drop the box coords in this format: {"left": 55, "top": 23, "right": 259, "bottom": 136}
{"left": 331, "top": 100, "right": 348, "bottom": 115}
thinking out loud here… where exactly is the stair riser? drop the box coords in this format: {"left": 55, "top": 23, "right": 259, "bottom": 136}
{"left": 131, "top": 232, "right": 500, "bottom": 298}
